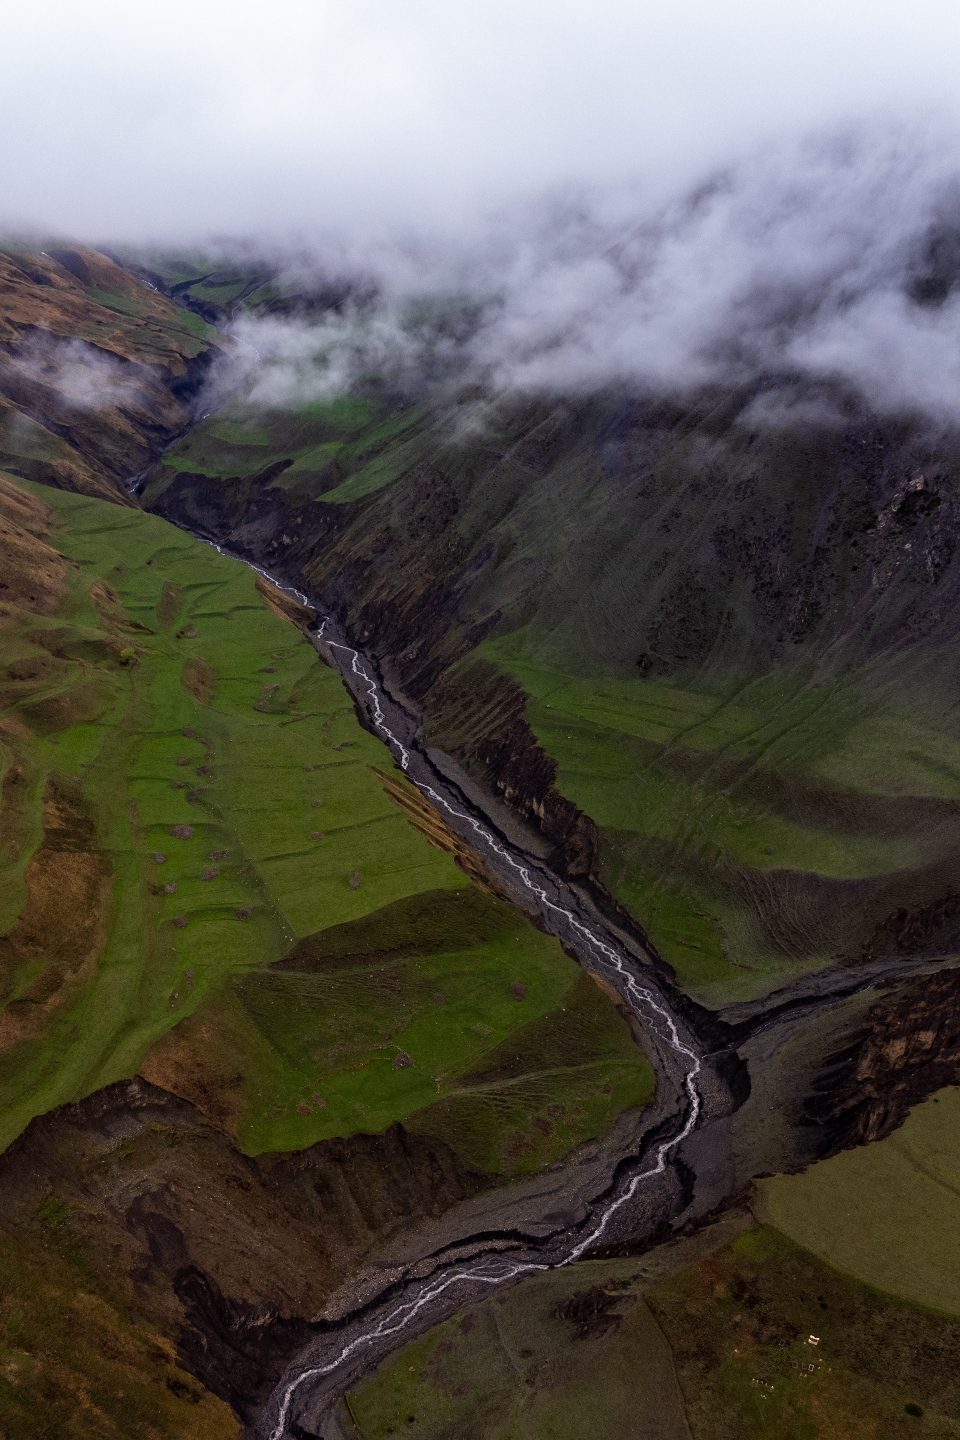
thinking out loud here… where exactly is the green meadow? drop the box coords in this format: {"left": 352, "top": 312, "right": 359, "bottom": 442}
{"left": 347, "top": 1256, "right": 693, "bottom": 1440}
{"left": 0, "top": 476, "right": 652, "bottom": 1169}
{"left": 475, "top": 630, "right": 960, "bottom": 1004}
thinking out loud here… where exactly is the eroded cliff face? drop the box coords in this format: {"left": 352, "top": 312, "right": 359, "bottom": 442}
{"left": 804, "top": 964, "right": 960, "bottom": 1156}
{"left": 0, "top": 245, "right": 225, "bottom": 503}
{"left": 0, "top": 1079, "right": 489, "bottom": 1423}
{"left": 424, "top": 658, "right": 598, "bottom": 879}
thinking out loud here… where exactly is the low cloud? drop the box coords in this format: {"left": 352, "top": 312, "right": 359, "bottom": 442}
{"left": 10, "top": 333, "right": 140, "bottom": 413}
{"left": 214, "top": 124, "right": 960, "bottom": 425}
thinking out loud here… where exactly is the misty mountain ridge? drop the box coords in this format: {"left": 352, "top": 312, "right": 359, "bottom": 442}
{"left": 160, "top": 129, "right": 960, "bottom": 426}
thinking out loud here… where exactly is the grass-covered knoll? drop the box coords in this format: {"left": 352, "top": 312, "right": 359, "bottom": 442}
{"left": 0, "top": 474, "right": 652, "bottom": 1169}
{"left": 473, "top": 632, "right": 960, "bottom": 1004}
{"left": 143, "top": 397, "right": 429, "bottom": 508}
{"left": 756, "top": 1085, "right": 960, "bottom": 1317}
{"left": 0, "top": 1203, "right": 238, "bottom": 1440}
{"left": 348, "top": 1215, "right": 960, "bottom": 1439}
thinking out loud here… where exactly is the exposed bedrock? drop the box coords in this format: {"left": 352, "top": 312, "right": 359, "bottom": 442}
{"left": 803, "top": 962, "right": 960, "bottom": 1153}
{"left": 727, "top": 957, "right": 960, "bottom": 1185}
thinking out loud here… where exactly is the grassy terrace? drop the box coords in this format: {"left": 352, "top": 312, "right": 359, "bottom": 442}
{"left": 144, "top": 396, "right": 430, "bottom": 508}
{"left": 757, "top": 1084, "right": 960, "bottom": 1318}
{"left": 475, "top": 630, "right": 960, "bottom": 1004}
{"left": 0, "top": 476, "right": 652, "bottom": 1171}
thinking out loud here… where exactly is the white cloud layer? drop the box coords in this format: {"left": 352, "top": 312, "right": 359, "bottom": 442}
{"left": 8, "top": 3, "right": 960, "bottom": 421}
{"left": 214, "top": 126, "right": 960, "bottom": 422}
{"left": 4, "top": 1, "right": 960, "bottom": 240}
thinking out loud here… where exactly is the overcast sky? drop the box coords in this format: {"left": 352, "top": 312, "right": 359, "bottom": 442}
{"left": 4, "top": 0, "right": 960, "bottom": 242}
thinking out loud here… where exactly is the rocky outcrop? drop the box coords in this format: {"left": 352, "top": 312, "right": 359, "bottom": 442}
{"left": 424, "top": 658, "right": 597, "bottom": 878}
{"left": 861, "top": 889, "right": 960, "bottom": 961}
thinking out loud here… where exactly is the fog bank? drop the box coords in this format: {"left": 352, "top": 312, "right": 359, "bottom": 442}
{"left": 218, "top": 126, "right": 960, "bottom": 423}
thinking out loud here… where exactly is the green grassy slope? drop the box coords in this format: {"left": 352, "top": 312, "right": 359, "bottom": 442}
{"left": 142, "top": 397, "right": 430, "bottom": 509}
{"left": 148, "top": 392, "right": 960, "bottom": 1009}
{"left": 473, "top": 634, "right": 960, "bottom": 1003}
{"left": 0, "top": 474, "right": 652, "bottom": 1170}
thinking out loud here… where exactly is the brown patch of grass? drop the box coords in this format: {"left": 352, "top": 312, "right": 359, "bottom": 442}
{"left": 17, "top": 676, "right": 116, "bottom": 736}
{"left": 646, "top": 1223, "right": 960, "bottom": 1439}
{"left": 139, "top": 1005, "right": 249, "bottom": 1136}
{"left": 181, "top": 656, "right": 216, "bottom": 704}
{"left": 0, "top": 746, "right": 39, "bottom": 875}
{"left": 0, "top": 777, "right": 111, "bottom": 1045}
{"left": 158, "top": 579, "right": 181, "bottom": 628}
{"left": 0, "top": 246, "right": 227, "bottom": 504}
{"left": 254, "top": 574, "right": 315, "bottom": 630}
{"left": 0, "top": 473, "right": 71, "bottom": 616}
{"left": 0, "top": 1213, "right": 240, "bottom": 1439}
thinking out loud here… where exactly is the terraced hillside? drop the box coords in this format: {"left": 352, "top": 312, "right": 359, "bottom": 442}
{"left": 0, "top": 466, "right": 653, "bottom": 1434}
{"left": 148, "top": 391, "right": 960, "bottom": 1007}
